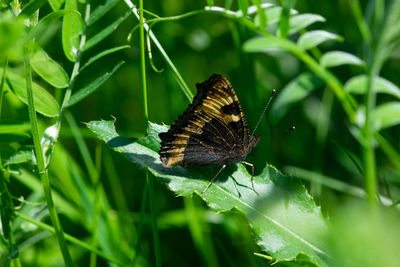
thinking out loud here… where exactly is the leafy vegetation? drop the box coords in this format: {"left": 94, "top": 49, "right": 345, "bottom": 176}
{"left": 1, "top": 0, "right": 400, "bottom": 266}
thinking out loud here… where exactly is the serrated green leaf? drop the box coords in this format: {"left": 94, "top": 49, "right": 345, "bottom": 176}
{"left": 271, "top": 73, "right": 324, "bottom": 123}
{"left": 87, "top": 120, "right": 330, "bottom": 266}
{"left": 298, "top": 30, "right": 343, "bottom": 50}
{"left": 66, "top": 61, "right": 124, "bottom": 107}
{"left": 4, "top": 70, "right": 59, "bottom": 117}
{"left": 87, "top": 0, "right": 120, "bottom": 25}
{"left": 320, "top": 51, "right": 365, "bottom": 68}
{"left": 31, "top": 48, "right": 69, "bottom": 88}
{"left": 344, "top": 75, "right": 400, "bottom": 99}
{"left": 372, "top": 102, "right": 400, "bottom": 131}
{"left": 62, "top": 0, "right": 83, "bottom": 62}
{"left": 83, "top": 10, "right": 130, "bottom": 51}
{"left": 80, "top": 45, "right": 130, "bottom": 71}
{"left": 289, "top": 14, "right": 325, "bottom": 35}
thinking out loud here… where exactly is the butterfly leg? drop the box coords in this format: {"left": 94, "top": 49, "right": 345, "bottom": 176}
{"left": 241, "top": 161, "right": 258, "bottom": 194}
{"left": 202, "top": 164, "right": 226, "bottom": 194}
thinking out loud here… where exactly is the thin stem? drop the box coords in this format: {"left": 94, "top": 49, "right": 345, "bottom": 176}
{"left": 362, "top": 65, "right": 378, "bottom": 205}
{"left": 147, "top": 172, "right": 161, "bottom": 267}
{"left": 131, "top": 181, "right": 149, "bottom": 265}
{"left": 139, "top": 1, "right": 161, "bottom": 266}
{"left": 349, "top": 0, "right": 372, "bottom": 44}
{"left": 24, "top": 47, "right": 73, "bottom": 266}
{"left": 140, "top": 1, "right": 149, "bottom": 134}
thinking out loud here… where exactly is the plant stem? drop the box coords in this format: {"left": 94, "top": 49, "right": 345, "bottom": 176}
{"left": 24, "top": 49, "right": 73, "bottom": 266}
{"left": 362, "top": 64, "right": 379, "bottom": 205}
{"left": 139, "top": 0, "right": 161, "bottom": 266}
{"left": 147, "top": 172, "right": 162, "bottom": 267}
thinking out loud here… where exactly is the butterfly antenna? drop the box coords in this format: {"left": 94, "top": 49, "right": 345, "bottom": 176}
{"left": 251, "top": 89, "right": 275, "bottom": 136}
{"left": 280, "top": 126, "right": 296, "bottom": 134}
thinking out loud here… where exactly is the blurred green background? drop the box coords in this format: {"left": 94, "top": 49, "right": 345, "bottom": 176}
{"left": 1, "top": 0, "right": 400, "bottom": 266}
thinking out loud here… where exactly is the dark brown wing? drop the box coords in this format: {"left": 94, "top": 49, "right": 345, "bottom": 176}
{"left": 158, "top": 74, "right": 251, "bottom": 167}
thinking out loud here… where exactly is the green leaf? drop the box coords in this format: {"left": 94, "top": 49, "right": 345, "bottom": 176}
{"left": 320, "top": 51, "right": 365, "bottom": 68}
{"left": 271, "top": 73, "right": 324, "bottom": 123}
{"left": 66, "top": 61, "right": 124, "bottom": 107}
{"left": 344, "top": 75, "right": 400, "bottom": 99}
{"left": 87, "top": 0, "right": 120, "bottom": 25}
{"left": 4, "top": 148, "right": 33, "bottom": 166}
{"left": 289, "top": 13, "right": 325, "bottom": 35}
{"left": 87, "top": 120, "right": 330, "bottom": 266}
{"left": 80, "top": 45, "right": 130, "bottom": 71}
{"left": 62, "top": 0, "right": 83, "bottom": 62}
{"left": 29, "top": 10, "right": 80, "bottom": 43}
{"left": 243, "top": 36, "right": 297, "bottom": 53}
{"left": 31, "top": 48, "right": 69, "bottom": 88}
{"left": 298, "top": 30, "right": 343, "bottom": 50}
{"left": 372, "top": 102, "right": 400, "bottom": 131}
{"left": 83, "top": 10, "right": 130, "bottom": 51}
{"left": 4, "top": 70, "right": 59, "bottom": 117}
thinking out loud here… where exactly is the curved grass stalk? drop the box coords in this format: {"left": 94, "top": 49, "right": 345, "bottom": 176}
{"left": 146, "top": 24, "right": 164, "bottom": 73}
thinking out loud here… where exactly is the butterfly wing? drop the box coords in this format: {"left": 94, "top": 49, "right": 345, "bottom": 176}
{"left": 158, "top": 74, "right": 251, "bottom": 167}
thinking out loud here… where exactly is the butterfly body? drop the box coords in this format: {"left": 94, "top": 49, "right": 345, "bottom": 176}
{"left": 158, "top": 74, "right": 260, "bottom": 170}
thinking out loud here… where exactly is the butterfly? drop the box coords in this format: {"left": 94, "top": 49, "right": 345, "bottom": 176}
{"left": 158, "top": 74, "right": 270, "bottom": 193}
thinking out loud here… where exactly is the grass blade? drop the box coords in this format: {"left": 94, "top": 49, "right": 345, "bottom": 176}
{"left": 66, "top": 61, "right": 124, "bottom": 107}
{"left": 80, "top": 45, "right": 130, "bottom": 71}
{"left": 87, "top": 0, "right": 120, "bottom": 25}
